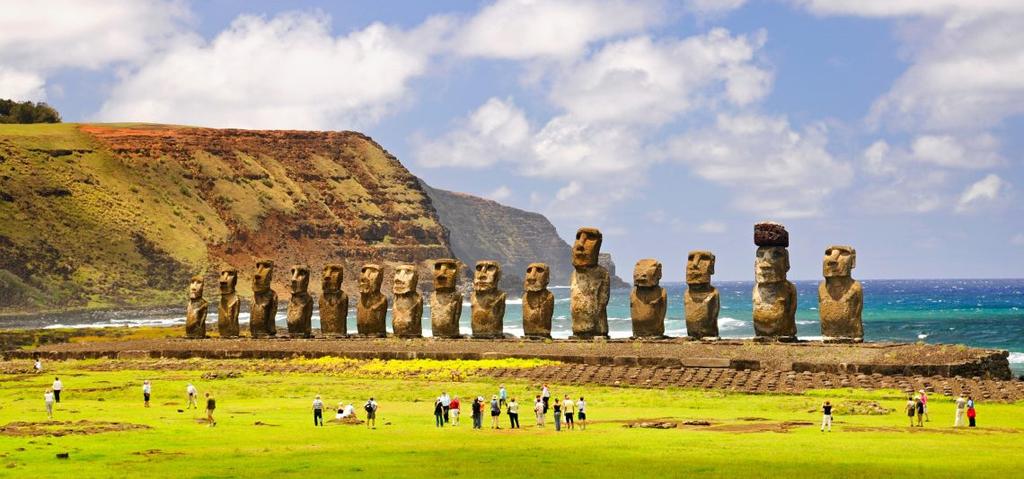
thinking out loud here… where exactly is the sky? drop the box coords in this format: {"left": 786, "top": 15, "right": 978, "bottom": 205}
{"left": 2, "top": 0, "right": 1022, "bottom": 282}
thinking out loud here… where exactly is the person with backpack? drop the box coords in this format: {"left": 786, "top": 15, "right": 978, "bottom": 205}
{"left": 534, "top": 395, "right": 545, "bottom": 427}
{"left": 905, "top": 396, "right": 916, "bottom": 427}
{"left": 916, "top": 395, "right": 925, "bottom": 427}
{"left": 507, "top": 397, "right": 520, "bottom": 429}
{"left": 821, "top": 400, "right": 833, "bottom": 432}
{"left": 365, "top": 397, "right": 378, "bottom": 429}
{"left": 434, "top": 397, "right": 445, "bottom": 428}
{"left": 552, "top": 396, "right": 562, "bottom": 432}
{"left": 471, "top": 396, "right": 483, "bottom": 429}
{"left": 490, "top": 395, "right": 501, "bottom": 429}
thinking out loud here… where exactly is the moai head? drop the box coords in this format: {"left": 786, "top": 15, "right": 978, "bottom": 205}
{"left": 823, "top": 245, "right": 856, "bottom": 278}
{"left": 359, "top": 264, "right": 383, "bottom": 294}
{"left": 252, "top": 259, "right": 274, "bottom": 293}
{"left": 474, "top": 261, "right": 501, "bottom": 293}
{"left": 572, "top": 227, "right": 602, "bottom": 268}
{"left": 290, "top": 265, "right": 310, "bottom": 294}
{"left": 218, "top": 268, "right": 238, "bottom": 295}
{"left": 321, "top": 264, "right": 344, "bottom": 293}
{"left": 686, "top": 250, "right": 715, "bottom": 285}
{"left": 755, "top": 247, "right": 789, "bottom": 283}
{"left": 393, "top": 264, "right": 419, "bottom": 295}
{"left": 524, "top": 263, "right": 550, "bottom": 292}
{"left": 633, "top": 259, "right": 662, "bottom": 288}
{"left": 189, "top": 275, "right": 204, "bottom": 300}
{"left": 433, "top": 258, "right": 459, "bottom": 291}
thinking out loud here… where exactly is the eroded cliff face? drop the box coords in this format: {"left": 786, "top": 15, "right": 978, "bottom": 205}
{"left": 0, "top": 123, "right": 451, "bottom": 313}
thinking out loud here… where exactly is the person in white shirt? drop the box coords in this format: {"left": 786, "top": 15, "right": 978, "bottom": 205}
{"left": 34, "top": 358, "right": 42, "bottom": 373}
{"left": 576, "top": 397, "right": 587, "bottom": 430}
{"left": 541, "top": 384, "right": 550, "bottom": 414}
{"left": 52, "top": 377, "right": 63, "bottom": 403}
{"left": 534, "top": 395, "right": 545, "bottom": 427}
{"left": 142, "top": 380, "right": 152, "bottom": 407}
{"left": 440, "top": 392, "right": 451, "bottom": 423}
{"left": 562, "top": 395, "right": 575, "bottom": 430}
{"left": 365, "top": 397, "right": 378, "bottom": 429}
{"left": 337, "top": 402, "right": 355, "bottom": 420}
{"left": 44, "top": 389, "right": 55, "bottom": 419}
{"left": 186, "top": 384, "right": 198, "bottom": 409}
{"left": 312, "top": 395, "right": 324, "bottom": 427}
{"left": 954, "top": 394, "right": 967, "bottom": 427}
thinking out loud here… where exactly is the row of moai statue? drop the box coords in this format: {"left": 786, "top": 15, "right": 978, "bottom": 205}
{"left": 185, "top": 223, "right": 863, "bottom": 341}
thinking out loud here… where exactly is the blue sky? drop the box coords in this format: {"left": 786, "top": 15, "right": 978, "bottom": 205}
{"left": 2, "top": 0, "right": 1022, "bottom": 281}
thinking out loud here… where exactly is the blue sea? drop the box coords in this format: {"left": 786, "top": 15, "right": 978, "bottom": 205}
{"left": 26, "top": 279, "right": 1024, "bottom": 374}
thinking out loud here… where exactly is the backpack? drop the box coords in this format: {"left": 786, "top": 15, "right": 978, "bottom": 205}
{"left": 364, "top": 402, "right": 373, "bottom": 413}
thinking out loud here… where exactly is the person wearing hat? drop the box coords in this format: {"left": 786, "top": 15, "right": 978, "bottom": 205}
{"left": 312, "top": 394, "right": 324, "bottom": 427}
{"left": 490, "top": 395, "right": 501, "bottom": 429}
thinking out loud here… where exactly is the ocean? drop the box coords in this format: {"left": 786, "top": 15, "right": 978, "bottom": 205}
{"left": 22, "top": 279, "right": 1024, "bottom": 374}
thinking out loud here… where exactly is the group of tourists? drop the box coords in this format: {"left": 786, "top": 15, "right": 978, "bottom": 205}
{"left": 905, "top": 390, "right": 978, "bottom": 428}
{"left": 429, "top": 384, "right": 588, "bottom": 432}
{"left": 41, "top": 377, "right": 218, "bottom": 426}
{"left": 311, "top": 396, "right": 369, "bottom": 427}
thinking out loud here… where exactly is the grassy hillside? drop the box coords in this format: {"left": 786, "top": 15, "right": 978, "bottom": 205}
{"left": 0, "top": 123, "right": 451, "bottom": 315}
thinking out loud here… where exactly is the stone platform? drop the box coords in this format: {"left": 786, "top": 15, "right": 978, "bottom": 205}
{"left": 9, "top": 337, "right": 1012, "bottom": 380}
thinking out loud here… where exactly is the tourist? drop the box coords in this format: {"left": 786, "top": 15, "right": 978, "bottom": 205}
{"left": 471, "top": 396, "right": 483, "bottom": 429}
{"left": 577, "top": 396, "right": 587, "bottom": 431}
{"left": 562, "top": 395, "right": 575, "bottom": 430}
{"left": 498, "top": 384, "right": 508, "bottom": 409}
{"left": 534, "top": 395, "right": 544, "bottom": 427}
{"left": 541, "top": 384, "right": 550, "bottom": 413}
{"left": 186, "top": 383, "right": 198, "bottom": 409}
{"left": 451, "top": 396, "right": 461, "bottom": 426}
{"left": 552, "top": 397, "right": 562, "bottom": 432}
{"left": 967, "top": 396, "right": 977, "bottom": 427}
{"left": 205, "top": 392, "right": 216, "bottom": 427}
{"left": 440, "top": 391, "right": 451, "bottom": 423}
{"left": 52, "top": 377, "right": 63, "bottom": 403}
{"left": 337, "top": 402, "right": 355, "bottom": 420}
{"left": 490, "top": 395, "right": 501, "bottom": 429}
{"left": 34, "top": 357, "right": 42, "bottom": 373}
{"left": 336, "top": 401, "right": 346, "bottom": 420}
{"left": 905, "top": 396, "right": 916, "bottom": 427}
{"left": 954, "top": 394, "right": 967, "bottom": 427}
{"left": 364, "top": 397, "right": 378, "bottom": 428}
{"left": 919, "top": 389, "right": 930, "bottom": 422}
{"left": 821, "top": 400, "right": 833, "bottom": 432}
{"left": 915, "top": 395, "right": 925, "bottom": 427}
{"left": 44, "top": 388, "right": 55, "bottom": 419}
{"left": 142, "top": 380, "right": 152, "bottom": 408}
{"left": 508, "top": 397, "right": 520, "bottom": 429}
{"left": 313, "top": 395, "right": 324, "bottom": 427}
{"left": 434, "top": 397, "right": 444, "bottom": 428}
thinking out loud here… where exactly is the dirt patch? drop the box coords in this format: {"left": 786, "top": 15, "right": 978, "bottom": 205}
{"left": 706, "top": 421, "right": 814, "bottom": 433}
{"left": 201, "top": 371, "right": 242, "bottom": 380}
{"left": 736, "top": 417, "right": 770, "bottom": 421}
{"left": 624, "top": 421, "right": 679, "bottom": 429}
{"left": 0, "top": 420, "right": 151, "bottom": 437}
{"left": 253, "top": 421, "right": 279, "bottom": 427}
{"left": 844, "top": 426, "right": 1019, "bottom": 435}
{"left": 131, "top": 449, "right": 182, "bottom": 457}
{"left": 808, "top": 400, "right": 892, "bottom": 415}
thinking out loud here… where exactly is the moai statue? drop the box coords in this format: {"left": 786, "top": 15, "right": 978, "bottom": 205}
{"left": 319, "top": 264, "right": 348, "bottom": 337}
{"left": 570, "top": 227, "right": 610, "bottom": 338}
{"left": 217, "top": 268, "right": 240, "bottom": 338}
{"left": 430, "top": 258, "right": 463, "bottom": 338}
{"left": 185, "top": 275, "right": 208, "bottom": 338}
{"left": 630, "top": 259, "right": 666, "bottom": 338}
{"left": 818, "top": 245, "right": 863, "bottom": 342}
{"left": 392, "top": 264, "right": 423, "bottom": 338}
{"left": 471, "top": 260, "right": 506, "bottom": 339}
{"left": 522, "top": 263, "right": 554, "bottom": 339}
{"left": 249, "top": 259, "right": 278, "bottom": 338}
{"left": 356, "top": 263, "right": 387, "bottom": 337}
{"left": 286, "top": 265, "right": 313, "bottom": 338}
{"left": 752, "top": 222, "right": 797, "bottom": 340}
{"left": 684, "top": 250, "right": 720, "bottom": 339}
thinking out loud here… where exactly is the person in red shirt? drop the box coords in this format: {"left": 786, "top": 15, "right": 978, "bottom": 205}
{"left": 450, "top": 396, "right": 461, "bottom": 426}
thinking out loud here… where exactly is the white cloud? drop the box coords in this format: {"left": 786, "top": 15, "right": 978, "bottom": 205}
{"left": 529, "top": 115, "right": 648, "bottom": 179}
{"left": 415, "top": 97, "right": 530, "bottom": 168}
{"left": 0, "top": 67, "right": 45, "bottom": 101}
{"left": 910, "top": 134, "right": 1005, "bottom": 169}
{"left": 955, "top": 174, "right": 1008, "bottom": 213}
{"left": 455, "top": 0, "right": 662, "bottom": 60}
{"left": 667, "top": 113, "right": 851, "bottom": 218}
{"left": 550, "top": 29, "right": 771, "bottom": 124}
{"left": 697, "top": 221, "right": 727, "bottom": 233}
{"left": 486, "top": 185, "right": 513, "bottom": 202}
{"left": 1012, "top": 233, "right": 1024, "bottom": 246}
{"left": 0, "top": 0, "right": 191, "bottom": 100}
{"left": 795, "top": 1, "right": 1024, "bottom": 18}
{"left": 96, "top": 11, "right": 452, "bottom": 129}
{"left": 685, "top": 0, "right": 747, "bottom": 16}
{"left": 555, "top": 181, "right": 582, "bottom": 201}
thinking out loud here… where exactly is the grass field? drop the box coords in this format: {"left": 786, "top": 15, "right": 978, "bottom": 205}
{"left": 2, "top": 358, "right": 1022, "bottom": 478}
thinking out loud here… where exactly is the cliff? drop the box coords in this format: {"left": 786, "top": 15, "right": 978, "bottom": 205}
{"left": 599, "top": 253, "right": 631, "bottom": 289}
{"left": 0, "top": 123, "right": 451, "bottom": 314}
{"left": 420, "top": 182, "right": 573, "bottom": 291}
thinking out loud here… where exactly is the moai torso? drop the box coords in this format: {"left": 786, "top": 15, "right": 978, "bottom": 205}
{"left": 392, "top": 264, "right": 423, "bottom": 338}
{"left": 570, "top": 227, "right": 610, "bottom": 338}
{"left": 217, "top": 268, "right": 240, "bottom": 338}
{"left": 522, "top": 263, "right": 554, "bottom": 338}
{"left": 319, "top": 264, "right": 348, "bottom": 336}
{"left": 286, "top": 265, "right": 313, "bottom": 338}
{"left": 752, "top": 226, "right": 797, "bottom": 339}
{"left": 430, "top": 259, "right": 463, "bottom": 338}
{"left": 471, "top": 261, "right": 506, "bottom": 338}
{"left": 356, "top": 264, "right": 387, "bottom": 337}
{"left": 818, "top": 245, "right": 864, "bottom": 341}
{"left": 630, "top": 259, "right": 666, "bottom": 338}
{"left": 185, "top": 275, "right": 208, "bottom": 339}
{"left": 249, "top": 260, "right": 278, "bottom": 338}
{"left": 684, "top": 250, "right": 720, "bottom": 339}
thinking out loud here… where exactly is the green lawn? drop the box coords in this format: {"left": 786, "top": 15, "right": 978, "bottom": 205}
{"left": 2, "top": 358, "right": 1021, "bottom": 478}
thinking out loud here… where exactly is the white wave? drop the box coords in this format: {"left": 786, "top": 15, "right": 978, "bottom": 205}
{"left": 796, "top": 320, "right": 817, "bottom": 325}
{"left": 1008, "top": 352, "right": 1024, "bottom": 364}
{"left": 555, "top": 298, "right": 570, "bottom": 303}
{"left": 549, "top": 285, "right": 570, "bottom": 289}
{"left": 505, "top": 298, "right": 523, "bottom": 305}
{"left": 917, "top": 333, "right": 929, "bottom": 340}
{"left": 718, "top": 317, "right": 748, "bottom": 330}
